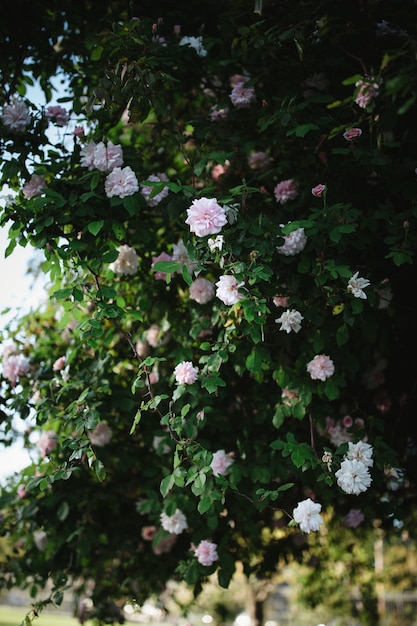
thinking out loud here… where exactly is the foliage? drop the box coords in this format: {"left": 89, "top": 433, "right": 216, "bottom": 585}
{"left": 1, "top": 0, "right": 417, "bottom": 624}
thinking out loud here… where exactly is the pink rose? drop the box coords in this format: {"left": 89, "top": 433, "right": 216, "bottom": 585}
{"left": 174, "top": 361, "right": 199, "bottom": 385}
{"left": 193, "top": 540, "right": 219, "bottom": 566}
{"left": 104, "top": 166, "right": 139, "bottom": 198}
{"left": 210, "top": 450, "right": 234, "bottom": 476}
{"left": 151, "top": 252, "right": 173, "bottom": 280}
{"left": 306, "top": 354, "right": 335, "bottom": 381}
{"left": 343, "top": 127, "right": 362, "bottom": 141}
{"left": 45, "top": 105, "right": 70, "bottom": 126}
{"left": 229, "top": 81, "right": 256, "bottom": 108}
{"left": 311, "top": 183, "right": 326, "bottom": 197}
{"left": 274, "top": 179, "right": 299, "bottom": 204}
{"left": 22, "top": 175, "right": 46, "bottom": 200}
{"left": 186, "top": 197, "right": 227, "bottom": 237}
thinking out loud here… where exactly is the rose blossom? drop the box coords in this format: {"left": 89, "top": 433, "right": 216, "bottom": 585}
{"left": 151, "top": 251, "right": 173, "bottom": 280}
{"left": 248, "top": 151, "right": 270, "bottom": 170}
{"left": 193, "top": 540, "right": 219, "bottom": 566}
{"left": 45, "top": 105, "right": 70, "bottom": 126}
{"left": 275, "top": 309, "right": 304, "bottom": 334}
{"left": 111, "top": 245, "right": 139, "bottom": 276}
{"left": 73, "top": 125, "right": 85, "bottom": 138}
{"left": 210, "top": 450, "right": 234, "bottom": 476}
{"left": 104, "top": 166, "right": 139, "bottom": 198}
{"left": 93, "top": 141, "right": 124, "bottom": 172}
{"left": 276, "top": 224, "right": 307, "bottom": 256}
{"left": 311, "top": 184, "right": 326, "bottom": 197}
{"left": 355, "top": 78, "right": 379, "bottom": 109}
{"left": 292, "top": 498, "right": 324, "bottom": 533}
{"left": 22, "top": 175, "right": 46, "bottom": 200}
{"left": 209, "top": 106, "right": 229, "bottom": 122}
{"left": 172, "top": 239, "right": 197, "bottom": 274}
{"left": 215, "top": 275, "right": 244, "bottom": 305}
{"left": 343, "top": 127, "right": 362, "bottom": 141}
{"left": 174, "top": 361, "right": 199, "bottom": 385}
{"left": 88, "top": 422, "right": 113, "bottom": 447}
{"left": 189, "top": 277, "right": 215, "bottom": 304}
{"left": 1, "top": 99, "right": 31, "bottom": 132}
{"left": 179, "top": 35, "right": 207, "bottom": 57}
{"left": 306, "top": 354, "right": 335, "bottom": 381}
{"left": 208, "top": 235, "right": 224, "bottom": 253}
{"left": 273, "top": 294, "right": 289, "bottom": 308}
{"left": 80, "top": 140, "right": 97, "bottom": 170}
{"left": 2, "top": 353, "right": 30, "bottom": 386}
{"left": 274, "top": 179, "right": 299, "bottom": 204}
{"left": 346, "top": 441, "right": 374, "bottom": 468}
{"left": 344, "top": 508, "right": 365, "bottom": 528}
{"left": 141, "top": 526, "right": 157, "bottom": 541}
{"left": 17, "top": 484, "right": 27, "bottom": 499}
{"left": 335, "top": 459, "right": 372, "bottom": 494}
{"left": 160, "top": 508, "right": 188, "bottom": 534}
{"left": 229, "top": 81, "right": 256, "bottom": 108}
{"left": 347, "top": 272, "right": 370, "bottom": 299}
{"left": 140, "top": 173, "right": 169, "bottom": 206}
{"left": 185, "top": 197, "right": 227, "bottom": 237}
{"left": 36, "top": 430, "right": 58, "bottom": 458}
{"left": 53, "top": 356, "right": 66, "bottom": 371}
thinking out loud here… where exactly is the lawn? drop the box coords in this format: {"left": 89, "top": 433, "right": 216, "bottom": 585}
{"left": 0, "top": 605, "right": 94, "bottom": 626}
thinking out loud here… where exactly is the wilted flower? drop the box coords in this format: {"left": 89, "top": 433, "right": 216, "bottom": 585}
{"left": 186, "top": 197, "right": 228, "bottom": 237}
{"left": 215, "top": 275, "right": 244, "bottom": 305}
{"left": 45, "top": 105, "right": 70, "bottom": 126}
{"left": 307, "top": 354, "right": 335, "bottom": 381}
{"left": 274, "top": 179, "right": 299, "bottom": 204}
{"left": 229, "top": 81, "right": 256, "bottom": 108}
{"left": 193, "top": 540, "right": 219, "bottom": 566}
{"left": 2, "top": 99, "right": 31, "bottom": 132}
{"left": 160, "top": 508, "right": 188, "bottom": 534}
{"left": 88, "top": 422, "right": 113, "bottom": 447}
{"left": 293, "top": 498, "right": 324, "bottom": 533}
{"left": 347, "top": 272, "right": 370, "bottom": 299}
{"left": 275, "top": 309, "right": 304, "bottom": 333}
{"left": 104, "top": 166, "right": 139, "bottom": 198}
{"left": 174, "top": 361, "right": 198, "bottom": 385}
{"left": 111, "top": 245, "right": 139, "bottom": 276}
{"left": 22, "top": 175, "right": 46, "bottom": 200}
{"left": 189, "top": 277, "right": 215, "bottom": 304}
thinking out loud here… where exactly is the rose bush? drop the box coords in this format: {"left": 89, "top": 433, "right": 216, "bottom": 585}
{"left": 1, "top": 0, "right": 417, "bottom": 623}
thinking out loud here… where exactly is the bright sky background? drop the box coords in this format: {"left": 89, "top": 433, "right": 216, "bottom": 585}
{"left": 1, "top": 77, "right": 71, "bottom": 484}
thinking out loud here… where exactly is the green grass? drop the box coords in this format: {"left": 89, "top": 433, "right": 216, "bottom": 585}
{"left": 0, "top": 605, "right": 94, "bottom": 626}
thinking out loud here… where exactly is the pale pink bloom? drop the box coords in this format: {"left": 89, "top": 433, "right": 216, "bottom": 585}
{"left": 189, "top": 277, "right": 215, "bottom": 304}
{"left": 215, "top": 275, "right": 244, "bottom": 306}
{"left": 53, "top": 356, "right": 66, "bottom": 371}
{"left": 36, "top": 430, "right": 58, "bottom": 458}
{"left": 111, "top": 245, "right": 139, "bottom": 275}
{"left": 281, "top": 388, "right": 298, "bottom": 405}
{"left": 151, "top": 251, "right": 173, "bottom": 280}
{"left": 196, "top": 410, "right": 205, "bottom": 421}
{"left": 275, "top": 309, "right": 303, "bottom": 333}
{"left": 179, "top": 35, "right": 207, "bottom": 57}
{"left": 346, "top": 441, "right": 373, "bottom": 468}
{"left": 17, "top": 484, "right": 27, "bottom": 499}
{"left": 93, "top": 141, "right": 124, "bottom": 171}
{"left": 160, "top": 508, "right": 188, "bottom": 534}
{"left": 2, "top": 353, "right": 30, "bottom": 386}
{"left": 273, "top": 295, "right": 289, "bottom": 308}
{"left": 88, "top": 422, "right": 113, "bottom": 447}
{"left": 208, "top": 235, "right": 224, "bottom": 253}
{"left": 80, "top": 140, "right": 97, "bottom": 170}
{"left": 186, "top": 197, "right": 227, "bottom": 237}
{"left": 1, "top": 99, "right": 31, "bottom": 132}
{"left": 141, "top": 526, "right": 157, "bottom": 541}
{"left": 104, "top": 166, "right": 139, "bottom": 198}
{"left": 248, "top": 151, "right": 270, "bottom": 170}
{"left": 194, "top": 540, "right": 219, "bottom": 566}
{"left": 336, "top": 459, "right": 372, "bottom": 494}
{"left": 347, "top": 271, "right": 370, "bottom": 299}
{"left": 45, "top": 105, "right": 69, "bottom": 126}
{"left": 274, "top": 179, "right": 299, "bottom": 204}
{"left": 22, "top": 175, "right": 46, "bottom": 200}
{"left": 174, "top": 361, "right": 198, "bottom": 385}
{"left": 153, "top": 534, "right": 177, "bottom": 554}
{"left": 344, "top": 508, "right": 365, "bottom": 528}
{"left": 33, "top": 530, "right": 48, "bottom": 552}
{"left": 293, "top": 498, "right": 323, "bottom": 533}
{"left": 209, "top": 106, "right": 229, "bottom": 122}
{"left": 145, "top": 324, "right": 167, "bottom": 348}
{"left": 172, "top": 239, "right": 197, "bottom": 274}
{"left": 73, "top": 125, "right": 85, "bottom": 138}
{"left": 135, "top": 339, "right": 150, "bottom": 358}
{"left": 343, "top": 127, "right": 362, "bottom": 141}
{"left": 355, "top": 78, "right": 379, "bottom": 108}
{"left": 230, "top": 81, "right": 256, "bottom": 108}
{"left": 140, "top": 173, "right": 169, "bottom": 206}
{"left": 210, "top": 450, "right": 234, "bottom": 476}
{"left": 325, "top": 418, "right": 352, "bottom": 446}
{"left": 211, "top": 163, "right": 227, "bottom": 181}
{"left": 276, "top": 225, "right": 307, "bottom": 256}
{"left": 311, "top": 183, "right": 326, "bottom": 197}
{"left": 307, "top": 354, "right": 335, "bottom": 381}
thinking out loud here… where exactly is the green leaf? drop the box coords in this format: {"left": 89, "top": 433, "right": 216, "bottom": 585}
{"left": 87, "top": 220, "right": 104, "bottom": 236}
{"left": 160, "top": 474, "right": 174, "bottom": 497}
{"left": 57, "top": 501, "right": 70, "bottom": 521}
{"left": 198, "top": 496, "right": 214, "bottom": 514}
{"left": 153, "top": 260, "right": 181, "bottom": 274}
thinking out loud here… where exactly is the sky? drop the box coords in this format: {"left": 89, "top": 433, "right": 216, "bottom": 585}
{"left": 0, "top": 77, "right": 70, "bottom": 484}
